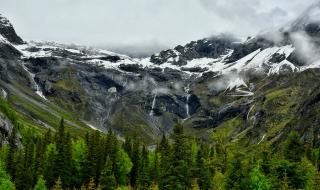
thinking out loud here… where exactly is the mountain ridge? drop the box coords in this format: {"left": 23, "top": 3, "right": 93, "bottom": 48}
{"left": 1, "top": 4, "right": 320, "bottom": 145}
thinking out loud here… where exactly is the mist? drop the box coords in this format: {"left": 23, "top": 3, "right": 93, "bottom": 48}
{"left": 1, "top": 0, "right": 319, "bottom": 56}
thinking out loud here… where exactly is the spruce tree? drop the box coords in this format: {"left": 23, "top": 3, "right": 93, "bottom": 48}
{"left": 129, "top": 138, "right": 140, "bottom": 187}
{"left": 87, "top": 177, "right": 96, "bottom": 190}
{"left": 0, "top": 161, "right": 15, "bottom": 190}
{"left": 99, "top": 157, "right": 117, "bottom": 190}
{"left": 52, "top": 177, "right": 62, "bottom": 190}
{"left": 6, "top": 126, "right": 17, "bottom": 178}
{"left": 14, "top": 150, "right": 27, "bottom": 190}
{"left": 53, "top": 119, "right": 65, "bottom": 181}
{"left": 158, "top": 134, "right": 170, "bottom": 190}
{"left": 165, "top": 123, "right": 192, "bottom": 190}
{"left": 137, "top": 145, "right": 151, "bottom": 190}
{"left": 43, "top": 143, "right": 57, "bottom": 188}
{"left": 283, "top": 132, "right": 304, "bottom": 162}
{"left": 196, "top": 145, "right": 212, "bottom": 190}
{"left": 34, "top": 175, "right": 47, "bottom": 190}
{"left": 53, "top": 119, "right": 72, "bottom": 188}
{"left": 249, "top": 163, "right": 271, "bottom": 190}
{"left": 224, "top": 152, "right": 248, "bottom": 189}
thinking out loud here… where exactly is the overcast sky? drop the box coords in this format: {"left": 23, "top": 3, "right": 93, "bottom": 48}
{"left": 0, "top": 0, "right": 318, "bottom": 56}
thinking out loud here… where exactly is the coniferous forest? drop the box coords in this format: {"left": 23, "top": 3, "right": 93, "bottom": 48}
{"left": 0, "top": 118, "right": 319, "bottom": 190}
{"left": 3, "top": 1, "right": 320, "bottom": 189}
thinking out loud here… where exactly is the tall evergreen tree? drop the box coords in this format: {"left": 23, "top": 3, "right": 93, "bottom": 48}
{"left": 43, "top": 143, "right": 57, "bottom": 188}
{"left": 53, "top": 119, "right": 72, "bottom": 188}
{"left": 0, "top": 161, "right": 15, "bottom": 190}
{"left": 137, "top": 145, "right": 151, "bottom": 190}
{"left": 249, "top": 163, "right": 271, "bottom": 190}
{"left": 283, "top": 132, "right": 305, "bottom": 162}
{"left": 129, "top": 138, "right": 140, "bottom": 187}
{"left": 33, "top": 175, "right": 47, "bottom": 190}
{"left": 6, "top": 126, "right": 17, "bottom": 178}
{"left": 165, "top": 123, "right": 192, "bottom": 190}
{"left": 196, "top": 145, "right": 213, "bottom": 190}
{"left": 99, "top": 157, "right": 117, "bottom": 190}
{"left": 14, "top": 150, "right": 27, "bottom": 190}
{"left": 52, "top": 177, "right": 62, "bottom": 190}
{"left": 158, "top": 134, "right": 171, "bottom": 190}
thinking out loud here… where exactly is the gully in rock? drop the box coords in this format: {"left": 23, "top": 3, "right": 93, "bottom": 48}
{"left": 149, "top": 93, "right": 157, "bottom": 116}
{"left": 184, "top": 84, "right": 191, "bottom": 119}
{"left": 21, "top": 63, "right": 47, "bottom": 100}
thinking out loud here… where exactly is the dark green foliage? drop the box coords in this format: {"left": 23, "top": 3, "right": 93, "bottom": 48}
{"left": 53, "top": 119, "right": 72, "bottom": 188}
{"left": 196, "top": 144, "right": 213, "bottom": 190}
{"left": 0, "top": 161, "right": 15, "bottom": 190}
{"left": 283, "top": 132, "right": 305, "bottom": 162}
{"left": 6, "top": 127, "right": 17, "bottom": 179}
{"left": 99, "top": 157, "right": 117, "bottom": 190}
{"left": 0, "top": 121, "right": 319, "bottom": 190}
{"left": 33, "top": 175, "right": 47, "bottom": 190}
{"left": 129, "top": 138, "right": 140, "bottom": 187}
{"left": 137, "top": 146, "right": 151, "bottom": 190}
{"left": 158, "top": 134, "right": 171, "bottom": 190}
{"left": 249, "top": 163, "right": 271, "bottom": 190}
{"left": 164, "top": 123, "right": 192, "bottom": 190}
{"left": 224, "top": 152, "right": 250, "bottom": 190}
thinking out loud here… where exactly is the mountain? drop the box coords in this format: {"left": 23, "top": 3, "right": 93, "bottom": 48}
{"left": 1, "top": 5, "right": 320, "bottom": 146}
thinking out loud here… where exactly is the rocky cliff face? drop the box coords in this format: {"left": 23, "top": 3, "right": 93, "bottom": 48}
{"left": 1, "top": 5, "right": 320, "bottom": 144}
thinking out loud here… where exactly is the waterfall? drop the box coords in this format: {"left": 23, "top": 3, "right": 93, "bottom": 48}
{"left": 185, "top": 85, "right": 191, "bottom": 119}
{"left": 149, "top": 93, "right": 157, "bottom": 116}
{"left": 186, "top": 94, "right": 191, "bottom": 118}
{"left": 21, "top": 64, "right": 47, "bottom": 100}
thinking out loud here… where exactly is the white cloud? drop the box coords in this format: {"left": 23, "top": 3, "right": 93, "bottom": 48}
{"left": 0, "top": 0, "right": 318, "bottom": 55}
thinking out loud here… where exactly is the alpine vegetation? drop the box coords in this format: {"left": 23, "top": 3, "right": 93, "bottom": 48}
{"left": 1, "top": 1, "right": 320, "bottom": 190}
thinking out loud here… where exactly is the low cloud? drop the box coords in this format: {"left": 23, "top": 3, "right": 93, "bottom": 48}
{"left": 208, "top": 73, "right": 247, "bottom": 92}
{"left": 290, "top": 31, "right": 320, "bottom": 64}
{"left": 1, "top": 0, "right": 318, "bottom": 53}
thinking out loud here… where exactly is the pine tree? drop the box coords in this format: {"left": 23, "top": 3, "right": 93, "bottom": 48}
{"left": 6, "top": 126, "right": 17, "bottom": 178}
{"left": 24, "top": 139, "right": 35, "bottom": 189}
{"left": 87, "top": 177, "right": 96, "bottom": 190}
{"left": 0, "top": 161, "right": 15, "bottom": 190}
{"left": 280, "top": 170, "right": 289, "bottom": 190}
{"left": 137, "top": 146, "right": 151, "bottom": 190}
{"left": 283, "top": 132, "right": 304, "bottom": 162}
{"left": 43, "top": 143, "right": 57, "bottom": 188}
{"left": 123, "top": 136, "right": 132, "bottom": 158}
{"left": 249, "top": 163, "right": 271, "bottom": 190}
{"left": 14, "top": 150, "right": 27, "bottom": 190}
{"left": 54, "top": 119, "right": 72, "bottom": 188}
{"left": 165, "top": 123, "right": 192, "bottom": 190}
{"left": 224, "top": 153, "right": 248, "bottom": 189}
{"left": 99, "top": 157, "right": 117, "bottom": 190}
{"left": 191, "top": 179, "right": 200, "bottom": 190}
{"left": 54, "top": 119, "right": 65, "bottom": 180}
{"left": 158, "top": 134, "right": 171, "bottom": 190}
{"left": 212, "top": 170, "right": 225, "bottom": 190}
{"left": 129, "top": 138, "right": 140, "bottom": 187}
{"left": 150, "top": 151, "right": 160, "bottom": 184}
{"left": 84, "top": 131, "right": 103, "bottom": 184}
{"left": 52, "top": 177, "right": 62, "bottom": 190}
{"left": 196, "top": 145, "right": 212, "bottom": 190}
{"left": 62, "top": 132, "right": 73, "bottom": 186}
{"left": 34, "top": 138, "right": 45, "bottom": 184}
{"left": 34, "top": 175, "right": 47, "bottom": 190}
